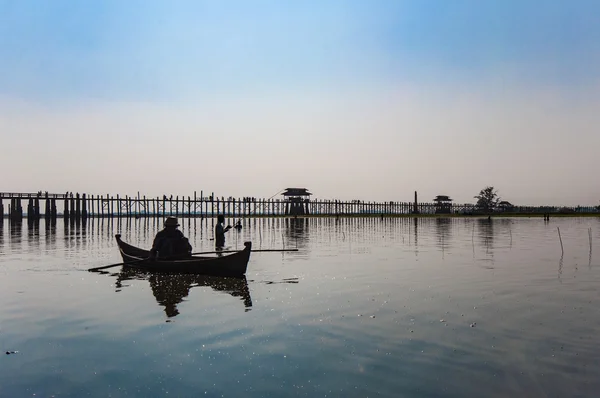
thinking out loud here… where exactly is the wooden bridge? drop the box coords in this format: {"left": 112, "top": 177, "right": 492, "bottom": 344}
{"left": 0, "top": 191, "right": 598, "bottom": 222}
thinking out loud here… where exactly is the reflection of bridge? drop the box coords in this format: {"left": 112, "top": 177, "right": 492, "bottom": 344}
{"left": 1, "top": 191, "right": 598, "bottom": 221}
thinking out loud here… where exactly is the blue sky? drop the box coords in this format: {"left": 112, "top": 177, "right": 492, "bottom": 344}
{"left": 1, "top": 0, "right": 600, "bottom": 205}
{"left": 3, "top": 0, "right": 598, "bottom": 101}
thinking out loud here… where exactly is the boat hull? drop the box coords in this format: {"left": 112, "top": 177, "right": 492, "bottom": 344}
{"left": 115, "top": 234, "right": 251, "bottom": 276}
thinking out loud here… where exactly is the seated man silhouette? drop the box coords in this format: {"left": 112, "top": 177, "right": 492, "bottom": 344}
{"left": 149, "top": 217, "right": 192, "bottom": 260}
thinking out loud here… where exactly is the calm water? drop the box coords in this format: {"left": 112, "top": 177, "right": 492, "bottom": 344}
{"left": 1, "top": 216, "right": 600, "bottom": 397}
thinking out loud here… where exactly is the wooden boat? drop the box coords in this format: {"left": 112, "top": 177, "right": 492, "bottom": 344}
{"left": 115, "top": 234, "right": 251, "bottom": 276}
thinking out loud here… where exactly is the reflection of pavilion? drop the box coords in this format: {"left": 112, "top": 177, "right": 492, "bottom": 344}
{"left": 284, "top": 217, "right": 309, "bottom": 249}
{"left": 112, "top": 269, "right": 253, "bottom": 317}
{"left": 434, "top": 217, "right": 452, "bottom": 250}
{"left": 282, "top": 188, "right": 312, "bottom": 216}
{"left": 477, "top": 218, "right": 495, "bottom": 253}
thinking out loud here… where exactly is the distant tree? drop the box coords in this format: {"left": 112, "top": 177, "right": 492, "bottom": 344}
{"left": 475, "top": 186, "right": 500, "bottom": 213}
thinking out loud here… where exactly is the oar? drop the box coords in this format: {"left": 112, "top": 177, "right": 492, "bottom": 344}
{"left": 88, "top": 258, "right": 146, "bottom": 272}
{"left": 192, "top": 248, "right": 299, "bottom": 255}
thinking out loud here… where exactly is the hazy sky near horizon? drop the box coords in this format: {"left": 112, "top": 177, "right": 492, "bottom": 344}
{"left": 1, "top": 0, "right": 599, "bottom": 206}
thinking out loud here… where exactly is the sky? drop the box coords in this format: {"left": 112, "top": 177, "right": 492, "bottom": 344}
{"left": 1, "top": 0, "right": 599, "bottom": 206}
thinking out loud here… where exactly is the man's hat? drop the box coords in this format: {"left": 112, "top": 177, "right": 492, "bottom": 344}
{"left": 164, "top": 217, "right": 180, "bottom": 227}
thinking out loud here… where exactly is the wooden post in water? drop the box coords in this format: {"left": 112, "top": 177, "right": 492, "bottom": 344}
{"left": 176, "top": 196, "right": 179, "bottom": 216}
{"left": 28, "top": 198, "right": 35, "bottom": 219}
{"left": 34, "top": 197, "right": 40, "bottom": 220}
{"left": 64, "top": 196, "right": 70, "bottom": 220}
{"left": 27, "top": 199, "right": 33, "bottom": 220}
{"left": 0, "top": 199, "right": 3, "bottom": 219}
{"left": 109, "top": 195, "right": 114, "bottom": 217}
{"left": 82, "top": 193, "right": 87, "bottom": 219}
{"left": 199, "top": 191, "right": 204, "bottom": 217}
{"left": 51, "top": 199, "right": 57, "bottom": 219}
{"left": 75, "top": 193, "right": 81, "bottom": 220}
{"left": 12, "top": 199, "right": 17, "bottom": 220}
{"left": 17, "top": 199, "right": 22, "bottom": 220}
{"left": 69, "top": 195, "right": 75, "bottom": 219}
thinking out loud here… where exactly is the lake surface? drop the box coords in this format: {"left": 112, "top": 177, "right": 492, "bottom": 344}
{"left": 1, "top": 216, "right": 599, "bottom": 397}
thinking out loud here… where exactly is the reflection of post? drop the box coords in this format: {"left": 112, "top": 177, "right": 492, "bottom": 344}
{"left": 558, "top": 253, "right": 564, "bottom": 283}
{"left": 63, "top": 213, "right": 70, "bottom": 241}
{"left": 413, "top": 217, "right": 418, "bottom": 249}
{"left": 9, "top": 218, "right": 23, "bottom": 245}
{"left": 284, "top": 217, "right": 309, "bottom": 249}
{"left": 589, "top": 227, "right": 593, "bottom": 270}
{"left": 477, "top": 218, "right": 495, "bottom": 255}
{"left": 435, "top": 217, "right": 452, "bottom": 253}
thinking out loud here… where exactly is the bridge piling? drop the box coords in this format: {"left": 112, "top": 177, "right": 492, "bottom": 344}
{"left": 75, "top": 193, "right": 81, "bottom": 220}
{"left": 82, "top": 193, "right": 87, "bottom": 219}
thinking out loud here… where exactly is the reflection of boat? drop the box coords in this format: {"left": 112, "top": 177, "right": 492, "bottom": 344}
{"left": 115, "top": 234, "right": 251, "bottom": 276}
{"left": 114, "top": 267, "right": 253, "bottom": 317}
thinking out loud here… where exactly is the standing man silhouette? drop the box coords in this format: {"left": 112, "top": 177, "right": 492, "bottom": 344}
{"left": 215, "top": 215, "right": 232, "bottom": 249}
